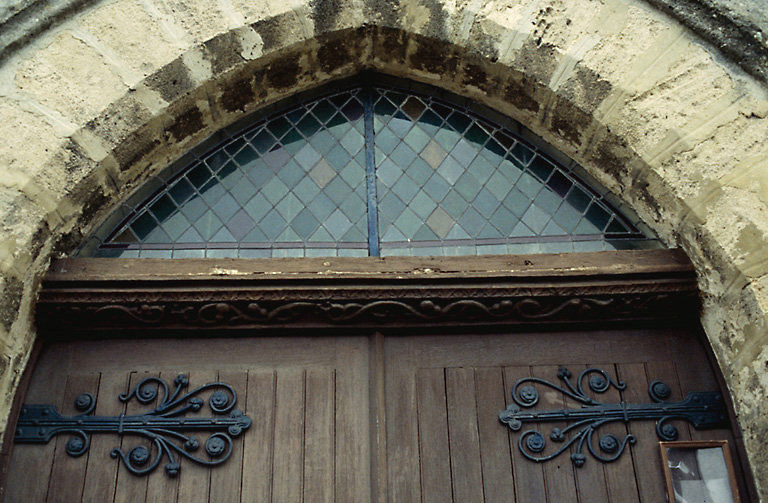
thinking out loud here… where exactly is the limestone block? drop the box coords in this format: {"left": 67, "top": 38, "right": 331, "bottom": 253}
{"left": 151, "top": 0, "right": 242, "bottom": 45}
{"left": 14, "top": 32, "right": 127, "bottom": 124}
{"left": 78, "top": 0, "right": 182, "bottom": 79}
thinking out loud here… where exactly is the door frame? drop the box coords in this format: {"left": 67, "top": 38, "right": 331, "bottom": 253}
{"left": 1, "top": 248, "right": 757, "bottom": 501}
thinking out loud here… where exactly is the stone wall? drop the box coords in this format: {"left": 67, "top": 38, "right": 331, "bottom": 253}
{"left": 0, "top": 0, "right": 767, "bottom": 499}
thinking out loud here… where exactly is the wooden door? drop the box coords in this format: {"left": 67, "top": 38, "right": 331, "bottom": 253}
{"left": 5, "top": 336, "right": 371, "bottom": 503}
{"left": 4, "top": 328, "right": 747, "bottom": 502}
{"left": 381, "top": 328, "right": 748, "bottom": 503}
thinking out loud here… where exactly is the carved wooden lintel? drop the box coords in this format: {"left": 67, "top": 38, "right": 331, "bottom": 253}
{"left": 37, "top": 250, "right": 699, "bottom": 333}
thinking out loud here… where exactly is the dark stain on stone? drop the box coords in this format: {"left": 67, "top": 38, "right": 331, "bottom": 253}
{"left": 410, "top": 35, "right": 458, "bottom": 75}
{"left": 203, "top": 31, "right": 247, "bottom": 75}
{"left": 267, "top": 53, "right": 301, "bottom": 89}
{"left": 0, "top": 276, "right": 22, "bottom": 331}
{"left": 364, "top": 0, "right": 401, "bottom": 27}
{"left": 28, "top": 220, "right": 50, "bottom": 260}
{"left": 312, "top": 0, "right": 344, "bottom": 34}
{"left": 252, "top": 12, "right": 300, "bottom": 52}
{"left": 467, "top": 24, "right": 499, "bottom": 62}
{"left": 550, "top": 98, "right": 590, "bottom": 146}
{"left": 373, "top": 26, "right": 407, "bottom": 65}
{"left": 462, "top": 62, "right": 488, "bottom": 89}
{"left": 317, "top": 35, "right": 353, "bottom": 73}
{"left": 590, "top": 137, "right": 630, "bottom": 182}
{"left": 423, "top": 0, "right": 448, "bottom": 39}
{"left": 220, "top": 75, "right": 256, "bottom": 113}
{"left": 166, "top": 106, "right": 205, "bottom": 142}
{"left": 114, "top": 130, "right": 161, "bottom": 171}
{"left": 144, "top": 57, "right": 196, "bottom": 103}
{"left": 54, "top": 182, "right": 110, "bottom": 254}
{"left": 59, "top": 139, "right": 98, "bottom": 180}
{"left": 515, "top": 39, "right": 558, "bottom": 84}
{"left": 556, "top": 66, "right": 612, "bottom": 114}
{"left": 503, "top": 76, "right": 540, "bottom": 114}
{"left": 85, "top": 95, "right": 153, "bottom": 148}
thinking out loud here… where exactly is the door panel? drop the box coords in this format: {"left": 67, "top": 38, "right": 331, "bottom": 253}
{"left": 5, "top": 336, "right": 370, "bottom": 503}
{"left": 5, "top": 329, "right": 745, "bottom": 503}
{"left": 382, "top": 329, "right": 741, "bottom": 503}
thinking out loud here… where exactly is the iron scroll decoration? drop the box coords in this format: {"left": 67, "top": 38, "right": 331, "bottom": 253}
{"left": 498, "top": 367, "right": 729, "bottom": 467}
{"left": 14, "top": 374, "right": 251, "bottom": 477}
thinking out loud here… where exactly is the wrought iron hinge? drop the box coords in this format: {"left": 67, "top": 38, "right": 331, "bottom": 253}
{"left": 14, "top": 374, "right": 251, "bottom": 477}
{"left": 498, "top": 367, "right": 728, "bottom": 467}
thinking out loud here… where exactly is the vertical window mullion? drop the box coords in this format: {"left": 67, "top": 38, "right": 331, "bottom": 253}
{"left": 363, "top": 89, "right": 380, "bottom": 257}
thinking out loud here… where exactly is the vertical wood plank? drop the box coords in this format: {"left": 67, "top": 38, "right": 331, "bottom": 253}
{"left": 446, "top": 367, "right": 484, "bottom": 503}
{"left": 564, "top": 365, "right": 609, "bottom": 503}
{"left": 241, "top": 371, "right": 275, "bottom": 503}
{"left": 369, "top": 333, "right": 387, "bottom": 503}
{"left": 386, "top": 368, "right": 420, "bottom": 503}
{"left": 336, "top": 338, "right": 370, "bottom": 503}
{"left": 272, "top": 369, "right": 305, "bottom": 503}
{"left": 144, "top": 371, "right": 180, "bottom": 503}
{"left": 645, "top": 361, "right": 691, "bottom": 441}
{"left": 113, "top": 372, "right": 155, "bottom": 503}
{"left": 589, "top": 364, "right": 638, "bottom": 503}
{"left": 474, "top": 367, "right": 515, "bottom": 503}
{"left": 619, "top": 362, "right": 665, "bottom": 503}
{"left": 503, "top": 366, "right": 545, "bottom": 503}
{"left": 415, "top": 368, "right": 452, "bottom": 503}
{"left": 303, "top": 368, "right": 334, "bottom": 503}
{"left": 5, "top": 362, "right": 68, "bottom": 503}
{"left": 209, "top": 370, "right": 248, "bottom": 503}
{"left": 46, "top": 373, "right": 100, "bottom": 503}
{"left": 177, "top": 371, "right": 217, "bottom": 503}
{"left": 674, "top": 354, "right": 749, "bottom": 501}
{"left": 531, "top": 365, "right": 579, "bottom": 503}
{"left": 80, "top": 372, "right": 131, "bottom": 503}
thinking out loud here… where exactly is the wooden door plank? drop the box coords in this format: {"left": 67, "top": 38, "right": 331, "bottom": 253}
{"left": 531, "top": 365, "right": 579, "bottom": 503}
{"left": 415, "top": 368, "right": 452, "bottom": 503}
{"left": 46, "top": 373, "right": 100, "bottom": 503}
{"left": 209, "top": 370, "right": 248, "bottom": 503}
{"left": 5, "top": 358, "right": 68, "bottom": 503}
{"left": 177, "top": 371, "right": 217, "bottom": 503}
{"left": 474, "top": 368, "right": 516, "bottom": 503}
{"left": 563, "top": 365, "right": 609, "bottom": 503}
{"left": 674, "top": 354, "right": 749, "bottom": 501}
{"left": 144, "top": 371, "right": 180, "bottom": 503}
{"left": 241, "top": 371, "right": 275, "bottom": 503}
{"left": 113, "top": 372, "right": 156, "bottom": 503}
{"left": 587, "top": 364, "right": 638, "bottom": 503}
{"left": 80, "top": 371, "right": 131, "bottom": 503}
{"left": 645, "top": 361, "right": 691, "bottom": 441}
{"left": 619, "top": 362, "right": 665, "bottom": 503}
{"left": 303, "top": 368, "right": 335, "bottom": 503}
{"left": 272, "top": 369, "right": 305, "bottom": 503}
{"left": 385, "top": 368, "right": 420, "bottom": 503}
{"left": 445, "top": 368, "right": 484, "bottom": 503}
{"left": 503, "top": 366, "right": 545, "bottom": 503}
{"left": 335, "top": 337, "right": 370, "bottom": 503}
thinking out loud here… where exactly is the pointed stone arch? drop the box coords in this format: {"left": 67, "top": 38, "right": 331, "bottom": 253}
{"left": 0, "top": 1, "right": 767, "bottom": 497}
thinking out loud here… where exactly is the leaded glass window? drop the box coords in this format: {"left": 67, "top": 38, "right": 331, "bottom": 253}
{"left": 80, "top": 81, "right": 659, "bottom": 258}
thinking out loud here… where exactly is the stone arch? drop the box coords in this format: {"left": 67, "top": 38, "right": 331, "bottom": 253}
{"left": 1, "top": 0, "right": 767, "bottom": 497}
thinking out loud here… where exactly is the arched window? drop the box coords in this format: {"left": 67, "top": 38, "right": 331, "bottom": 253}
{"left": 79, "top": 79, "right": 658, "bottom": 258}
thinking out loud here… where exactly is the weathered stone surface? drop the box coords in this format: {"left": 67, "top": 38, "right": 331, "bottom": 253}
{"left": 1, "top": 0, "right": 768, "bottom": 499}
